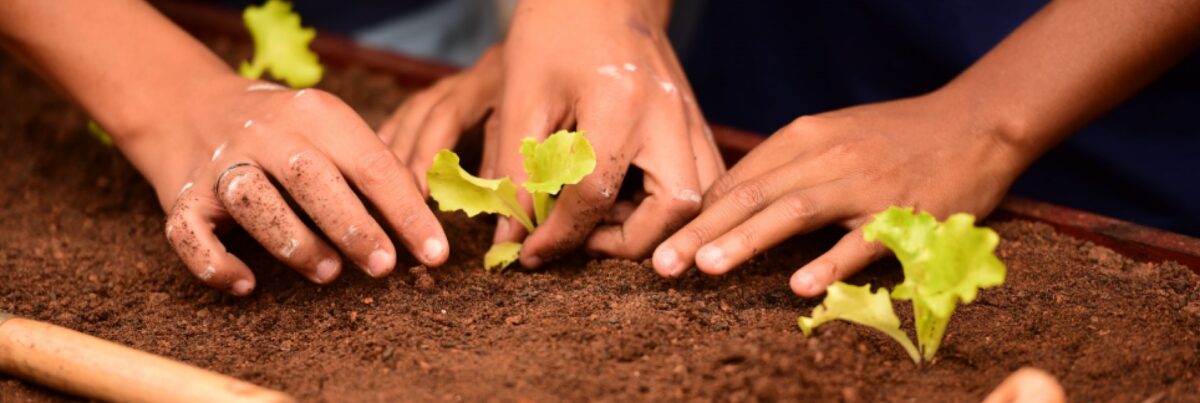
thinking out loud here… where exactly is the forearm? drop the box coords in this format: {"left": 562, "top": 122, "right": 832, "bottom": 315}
{"left": 0, "top": 0, "right": 237, "bottom": 187}
{"left": 943, "top": 0, "right": 1200, "bottom": 163}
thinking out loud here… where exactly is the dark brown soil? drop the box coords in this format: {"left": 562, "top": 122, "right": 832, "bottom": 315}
{"left": 2, "top": 35, "right": 1200, "bottom": 403}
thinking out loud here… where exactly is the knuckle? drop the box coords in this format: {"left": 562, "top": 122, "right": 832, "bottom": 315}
{"left": 707, "top": 175, "right": 737, "bottom": 201}
{"left": 576, "top": 181, "right": 614, "bottom": 206}
{"left": 291, "top": 89, "right": 345, "bottom": 114}
{"left": 302, "top": 88, "right": 335, "bottom": 105}
{"left": 733, "top": 227, "right": 757, "bottom": 248}
{"left": 427, "top": 100, "right": 459, "bottom": 121}
{"left": 278, "top": 237, "right": 314, "bottom": 263}
{"left": 680, "top": 224, "right": 712, "bottom": 248}
{"left": 787, "top": 115, "right": 824, "bottom": 131}
{"left": 612, "top": 80, "right": 645, "bottom": 99}
{"left": 217, "top": 171, "right": 258, "bottom": 206}
{"left": 164, "top": 214, "right": 186, "bottom": 244}
{"left": 824, "top": 141, "right": 861, "bottom": 160}
{"left": 283, "top": 150, "right": 317, "bottom": 182}
{"left": 391, "top": 199, "right": 428, "bottom": 233}
{"left": 779, "top": 192, "right": 817, "bottom": 222}
{"left": 664, "top": 197, "right": 702, "bottom": 223}
{"left": 730, "top": 181, "right": 769, "bottom": 211}
{"left": 358, "top": 149, "right": 404, "bottom": 188}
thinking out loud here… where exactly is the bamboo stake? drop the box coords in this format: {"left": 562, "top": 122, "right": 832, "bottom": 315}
{"left": 0, "top": 312, "right": 294, "bottom": 403}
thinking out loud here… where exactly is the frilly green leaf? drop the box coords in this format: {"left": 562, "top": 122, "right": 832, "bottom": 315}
{"left": 238, "top": 0, "right": 323, "bottom": 88}
{"left": 798, "top": 282, "right": 920, "bottom": 363}
{"left": 427, "top": 132, "right": 596, "bottom": 272}
{"left": 427, "top": 150, "right": 534, "bottom": 231}
{"left": 484, "top": 242, "right": 522, "bottom": 272}
{"left": 862, "top": 206, "right": 1006, "bottom": 360}
{"left": 521, "top": 130, "right": 596, "bottom": 224}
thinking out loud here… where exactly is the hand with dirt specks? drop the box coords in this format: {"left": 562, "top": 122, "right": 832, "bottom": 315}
{"left": 157, "top": 80, "right": 449, "bottom": 295}
{"left": 0, "top": 0, "right": 448, "bottom": 296}
{"left": 381, "top": 0, "right": 724, "bottom": 268}
{"left": 653, "top": 0, "right": 1200, "bottom": 297}
{"left": 493, "top": 0, "right": 723, "bottom": 268}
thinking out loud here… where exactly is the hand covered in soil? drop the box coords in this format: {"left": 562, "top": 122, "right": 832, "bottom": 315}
{"left": 652, "top": 93, "right": 1026, "bottom": 297}
{"left": 379, "top": 45, "right": 503, "bottom": 194}
{"left": 151, "top": 77, "right": 447, "bottom": 295}
{"left": 487, "top": 0, "right": 724, "bottom": 267}
{"left": 0, "top": 0, "right": 449, "bottom": 296}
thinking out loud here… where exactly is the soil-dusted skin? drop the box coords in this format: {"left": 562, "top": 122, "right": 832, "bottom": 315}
{"left": 2, "top": 37, "right": 1199, "bottom": 402}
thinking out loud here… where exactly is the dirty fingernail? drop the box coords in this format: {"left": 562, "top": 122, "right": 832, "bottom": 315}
{"left": 231, "top": 279, "right": 254, "bottom": 296}
{"left": 367, "top": 249, "right": 395, "bottom": 277}
{"left": 423, "top": 238, "right": 447, "bottom": 262}
{"left": 524, "top": 255, "right": 544, "bottom": 269}
{"left": 315, "top": 258, "right": 339, "bottom": 283}
{"left": 696, "top": 245, "right": 725, "bottom": 273}
{"left": 653, "top": 246, "right": 682, "bottom": 277}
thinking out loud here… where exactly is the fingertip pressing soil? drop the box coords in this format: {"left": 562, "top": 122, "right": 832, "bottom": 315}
{"left": 1, "top": 36, "right": 1199, "bottom": 402}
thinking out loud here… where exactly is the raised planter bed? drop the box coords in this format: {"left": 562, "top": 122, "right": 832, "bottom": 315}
{"left": 0, "top": 2, "right": 1197, "bottom": 401}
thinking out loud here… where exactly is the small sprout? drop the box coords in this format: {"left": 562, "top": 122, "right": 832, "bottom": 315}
{"left": 520, "top": 130, "right": 596, "bottom": 224}
{"left": 86, "top": 121, "right": 113, "bottom": 146}
{"left": 238, "top": 0, "right": 323, "bottom": 88}
{"left": 798, "top": 206, "right": 1006, "bottom": 363}
{"left": 427, "top": 150, "right": 533, "bottom": 231}
{"left": 428, "top": 131, "right": 596, "bottom": 271}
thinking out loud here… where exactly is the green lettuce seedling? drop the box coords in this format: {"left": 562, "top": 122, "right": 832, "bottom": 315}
{"left": 427, "top": 130, "right": 596, "bottom": 271}
{"left": 798, "top": 206, "right": 1006, "bottom": 363}
{"left": 238, "top": 0, "right": 323, "bottom": 88}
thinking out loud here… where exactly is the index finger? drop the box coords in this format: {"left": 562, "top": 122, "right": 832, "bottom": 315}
{"left": 296, "top": 90, "right": 449, "bottom": 267}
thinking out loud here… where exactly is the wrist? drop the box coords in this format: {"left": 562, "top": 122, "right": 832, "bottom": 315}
{"left": 933, "top": 82, "right": 1047, "bottom": 173}
{"left": 110, "top": 73, "right": 254, "bottom": 207}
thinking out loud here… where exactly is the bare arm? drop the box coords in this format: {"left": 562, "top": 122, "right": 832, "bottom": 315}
{"left": 948, "top": 0, "right": 1200, "bottom": 163}
{"left": 655, "top": 0, "right": 1200, "bottom": 296}
{"left": 0, "top": 0, "right": 232, "bottom": 190}
{"left": 0, "top": 0, "right": 449, "bottom": 295}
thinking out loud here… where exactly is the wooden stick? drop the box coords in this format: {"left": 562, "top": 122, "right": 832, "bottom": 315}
{"left": 0, "top": 313, "right": 294, "bottom": 403}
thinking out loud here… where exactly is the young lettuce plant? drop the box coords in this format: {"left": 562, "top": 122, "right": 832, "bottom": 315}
{"left": 798, "top": 206, "right": 1006, "bottom": 363}
{"left": 238, "top": 0, "right": 323, "bottom": 88}
{"left": 427, "top": 130, "right": 596, "bottom": 271}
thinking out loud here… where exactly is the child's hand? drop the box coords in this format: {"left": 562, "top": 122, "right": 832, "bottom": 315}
{"left": 0, "top": 1, "right": 449, "bottom": 296}
{"left": 653, "top": 93, "right": 1027, "bottom": 297}
{"left": 379, "top": 45, "right": 503, "bottom": 195}
{"left": 491, "top": 0, "right": 724, "bottom": 267}
{"left": 139, "top": 77, "right": 448, "bottom": 295}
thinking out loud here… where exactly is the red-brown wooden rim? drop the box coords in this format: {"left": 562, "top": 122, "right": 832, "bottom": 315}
{"left": 154, "top": 0, "right": 1200, "bottom": 274}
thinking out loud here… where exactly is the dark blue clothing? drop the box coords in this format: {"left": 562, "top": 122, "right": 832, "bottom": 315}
{"left": 678, "top": 0, "right": 1200, "bottom": 236}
